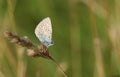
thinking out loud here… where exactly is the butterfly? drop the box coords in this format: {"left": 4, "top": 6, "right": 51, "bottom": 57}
{"left": 35, "top": 17, "right": 54, "bottom": 48}
{"left": 34, "top": 17, "right": 67, "bottom": 77}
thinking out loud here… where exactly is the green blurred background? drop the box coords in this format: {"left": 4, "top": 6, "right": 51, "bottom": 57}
{"left": 0, "top": 0, "right": 119, "bottom": 77}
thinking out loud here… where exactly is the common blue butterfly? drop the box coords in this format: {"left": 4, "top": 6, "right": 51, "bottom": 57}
{"left": 35, "top": 17, "right": 54, "bottom": 47}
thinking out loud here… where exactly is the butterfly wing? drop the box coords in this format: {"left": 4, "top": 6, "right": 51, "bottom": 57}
{"left": 35, "top": 17, "right": 54, "bottom": 47}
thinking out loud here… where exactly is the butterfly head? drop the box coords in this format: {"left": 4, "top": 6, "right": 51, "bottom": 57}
{"left": 42, "top": 40, "right": 54, "bottom": 47}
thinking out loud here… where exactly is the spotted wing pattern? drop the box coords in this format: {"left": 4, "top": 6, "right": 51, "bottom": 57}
{"left": 35, "top": 17, "right": 54, "bottom": 47}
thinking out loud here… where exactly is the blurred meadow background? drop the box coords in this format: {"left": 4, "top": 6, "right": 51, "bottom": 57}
{"left": 0, "top": 0, "right": 119, "bottom": 77}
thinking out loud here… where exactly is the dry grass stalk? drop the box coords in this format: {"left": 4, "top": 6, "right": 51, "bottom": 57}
{"left": 89, "top": 0, "right": 105, "bottom": 77}
{"left": 4, "top": 31, "right": 67, "bottom": 77}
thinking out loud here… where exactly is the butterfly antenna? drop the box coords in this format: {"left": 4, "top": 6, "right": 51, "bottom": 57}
{"left": 49, "top": 57, "right": 68, "bottom": 77}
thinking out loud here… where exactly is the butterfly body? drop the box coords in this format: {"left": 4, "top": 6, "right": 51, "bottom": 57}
{"left": 35, "top": 17, "right": 54, "bottom": 47}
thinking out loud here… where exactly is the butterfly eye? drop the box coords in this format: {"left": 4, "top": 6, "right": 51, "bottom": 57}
{"left": 51, "top": 41, "right": 54, "bottom": 45}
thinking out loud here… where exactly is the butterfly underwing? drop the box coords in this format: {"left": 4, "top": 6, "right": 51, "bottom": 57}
{"left": 35, "top": 17, "right": 54, "bottom": 47}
